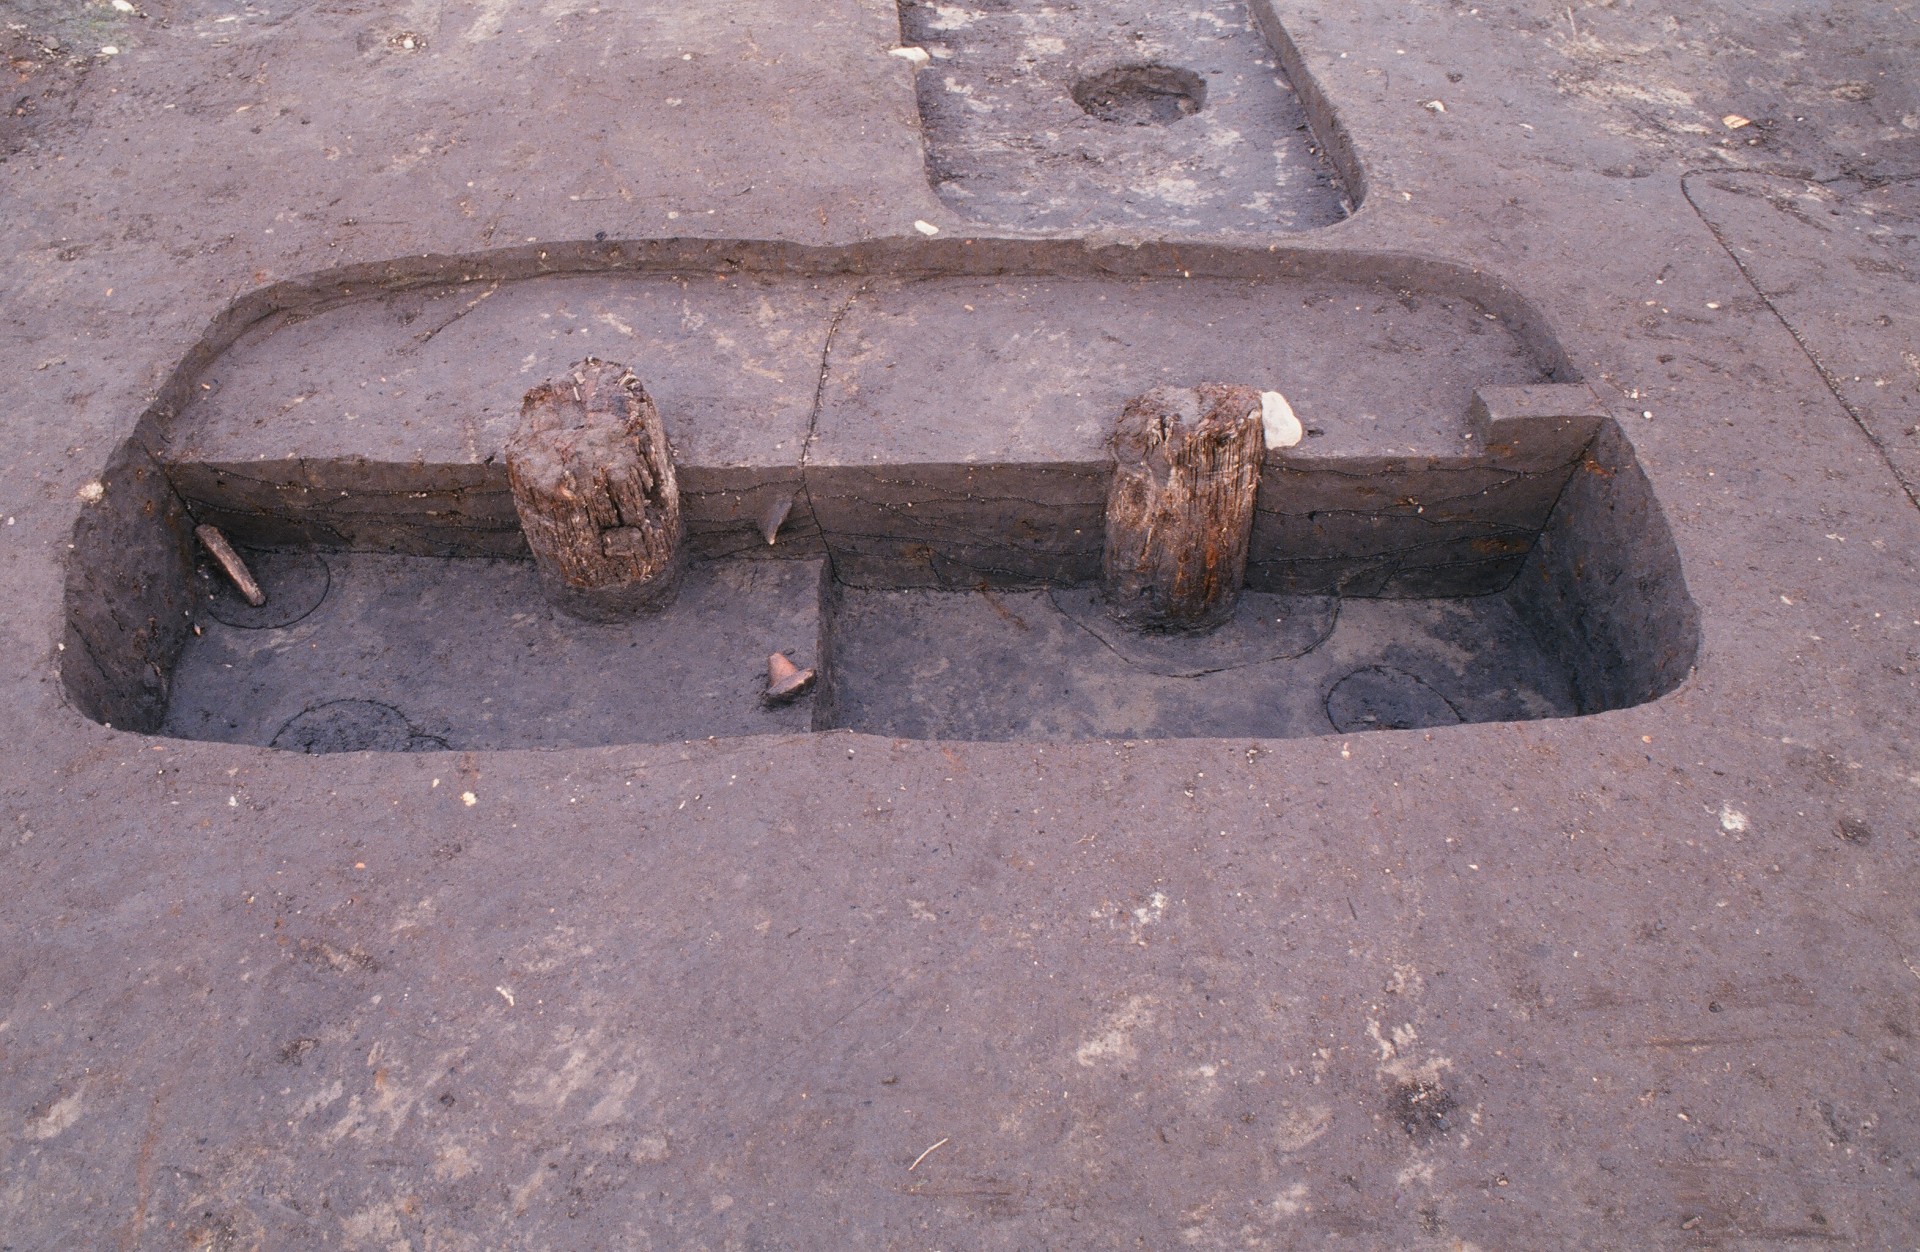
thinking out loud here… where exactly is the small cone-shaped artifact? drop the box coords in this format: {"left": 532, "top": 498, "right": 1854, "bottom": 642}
{"left": 759, "top": 493, "right": 794, "bottom": 546}
{"left": 765, "top": 652, "right": 816, "bottom": 704}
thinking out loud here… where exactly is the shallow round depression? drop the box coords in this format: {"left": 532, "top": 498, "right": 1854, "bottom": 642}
{"left": 1071, "top": 64, "right": 1206, "bottom": 125}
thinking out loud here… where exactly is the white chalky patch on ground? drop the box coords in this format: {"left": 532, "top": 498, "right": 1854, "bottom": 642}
{"left": 510, "top": 1024, "right": 655, "bottom": 1126}
{"left": 1149, "top": 176, "right": 1206, "bottom": 206}
{"left": 340, "top": 1200, "right": 410, "bottom": 1248}
{"left": 1367, "top": 1017, "right": 1408, "bottom": 1063}
{"left": 327, "top": 1043, "right": 465, "bottom": 1144}
{"left": 293, "top": 1079, "right": 345, "bottom": 1120}
{"left": 926, "top": 4, "right": 976, "bottom": 31}
{"left": 433, "top": 1142, "right": 480, "bottom": 1181}
{"left": 1076, "top": 995, "right": 1154, "bottom": 1066}
{"left": 1093, "top": 890, "right": 1172, "bottom": 945}
{"left": 1720, "top": 803, "right": 1749, "bottom": 832}
{"left": 1184, "top": 1062, "right": 1221, "bottom": 1106}
{"left": 1270, "top": 1182, "right": 1309, "bottom": 1216}
{"left": 26, "top": 1089, "right": 84, "bottom": 1140}
{"left": 1274, "top": 1103, "right": 1333, "bottom": 1152}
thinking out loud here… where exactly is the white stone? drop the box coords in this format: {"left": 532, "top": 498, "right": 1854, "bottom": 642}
{"left": 1261, "top": 391, "right": 1303, "bottom": 449}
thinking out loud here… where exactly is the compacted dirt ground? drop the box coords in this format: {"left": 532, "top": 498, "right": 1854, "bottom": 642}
{"left": 2, "top": 1, "right": 1919, "bottom": 1248}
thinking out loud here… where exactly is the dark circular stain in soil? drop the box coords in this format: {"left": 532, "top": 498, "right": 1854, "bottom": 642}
{"left": 1326, "top": 666, "right": 1462, "bottom": 734}
{"left": 271, "top": 700, "right": 448, "bottom": 754}
{"left": 1071, "top": 64, "right": 1206, "bottom": 125}
{"left": 198, "top": 547, "right": 330, "bottom": 629}
{"left": 1390, "top": 1078, "right": 1457, "bottom": 1142}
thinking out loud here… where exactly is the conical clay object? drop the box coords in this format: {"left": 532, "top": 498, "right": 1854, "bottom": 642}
{"left": 765, "top": 652, "right": 816, "bottom": 704}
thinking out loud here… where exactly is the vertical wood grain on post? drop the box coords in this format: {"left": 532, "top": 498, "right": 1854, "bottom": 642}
{"left": 1101, "top": 383, "right": 1264, "bottom": 631}
{"left": 507, "top": 358, "right": 685, "bottom": 622}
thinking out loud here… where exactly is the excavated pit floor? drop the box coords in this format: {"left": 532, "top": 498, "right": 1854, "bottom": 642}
{"left": 822, "top": 585, "right": 1576, "bottom": 742}
{"left": 899, "top": 0, "right": 1349, "bottom": 232}
{"left": 161, "top": 549, "right": 1579, "bottom": 749}
{"left": 162, "top": 554, "right": 824, "bottom": 751}
{"left": 10, "top": 0, "right": 1920, "bottom": 1243}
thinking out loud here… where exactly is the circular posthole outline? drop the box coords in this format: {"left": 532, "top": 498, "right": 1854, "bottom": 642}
{"left": 1071, "top": 63, "right": 1207, "bottom": 125}
{"left": 271, "top": 699, "right": 449, "bottom": 754}
{"left": 198, "top": 547, "right": 331, "bottom": 629}
{"left": 1325, "top": 666, "right": 1463, "bottom": 734}
{"left": 1049, "top": 587, "right": 1337, "bottom": 677}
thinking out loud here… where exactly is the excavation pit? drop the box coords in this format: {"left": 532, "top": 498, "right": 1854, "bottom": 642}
{"left": 61, "top": 245, "right": 1699, "bottom": 749}
{"left": 1071, "top": 65, "right": 1207, "bottom": 126}
{"left": 898, "top": 0, "right": 1352, "bottom": 232}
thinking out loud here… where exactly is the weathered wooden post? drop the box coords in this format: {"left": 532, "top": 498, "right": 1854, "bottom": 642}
{"left": 1101, "top": 382, "right": 1264, "bottom": 632}
{"left": 507, "top": 358, "right": 686, "bottom": 622}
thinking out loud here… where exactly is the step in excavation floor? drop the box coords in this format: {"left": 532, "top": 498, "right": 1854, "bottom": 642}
{"left": 824, "top": 585, "right": 1578, "bottom": 741}
{"left": 160, "top": 549, "right": 1580, "bottom": 749}
{"left": 162, "top": 554, "right": 824, "bottom": 751}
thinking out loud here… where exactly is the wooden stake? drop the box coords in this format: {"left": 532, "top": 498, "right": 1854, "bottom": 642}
{"left": 1101, "top": 383, "right": 1264, "bottom": 632}
{"left": 507, "top": 359, "right": 685, "bottom": 621}
{"left": 194, "top": 524, "right": 266, "bottom": 607}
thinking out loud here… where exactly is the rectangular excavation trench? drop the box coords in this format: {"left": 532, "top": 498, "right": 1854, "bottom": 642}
{"left": 62, "top": 250, "right": 1698, "bottom": 751}
{"left": 897, "top": 0, "right": 1356, "bottom": 233}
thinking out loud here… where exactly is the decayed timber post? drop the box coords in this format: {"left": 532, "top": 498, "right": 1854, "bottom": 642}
{"left": 1101, "top": 382, "right": 1264, "bottom": 632}
{"left": 507, "top": 358, "right": 686, "bottom": 622}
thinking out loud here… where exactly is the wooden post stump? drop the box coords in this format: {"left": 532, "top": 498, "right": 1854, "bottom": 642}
{"left": 507, "top": 358, "right": 686, "bottom": 622}
{"left": 1101, "top": 383, "right": 1264, "bottom": 632}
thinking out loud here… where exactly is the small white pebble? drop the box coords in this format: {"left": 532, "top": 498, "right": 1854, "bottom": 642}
{"left": 1261, "top": 391, "right": 1303, "bottom": 449}
{"left": 100, "top": 45, "right": 120, "bottom": 56}
{"left": 112, "top": 0, "right": 134, "bottom": 9}
{"left": 889, "top": 46, "right": 930, "bottom": 66}
{"left": 77, "top": 481, "right": 105, "bottom": 503}
{"left": 913, "top": 220, "right": 940, "bottom": 236}
{"left": 1422, "top": 99, "right": 1446, "bottom": 113}
{"left": 461, "top": 791, "right": 478, "bottom": 806}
